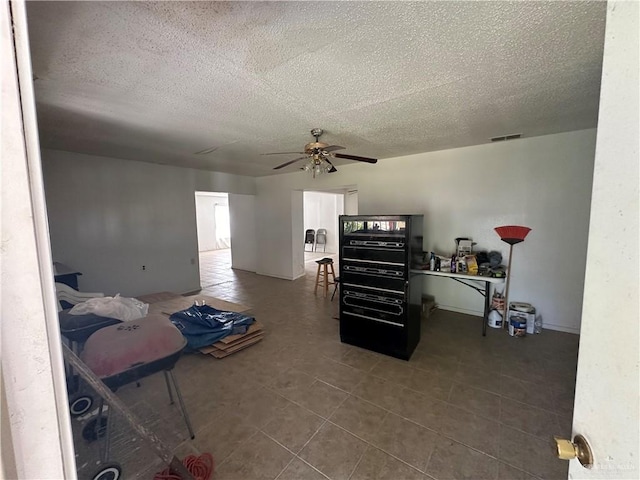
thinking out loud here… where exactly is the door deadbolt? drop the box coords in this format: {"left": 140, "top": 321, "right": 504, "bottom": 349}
{"left": 554, "top": 434, "right": 594, "bottom": 468}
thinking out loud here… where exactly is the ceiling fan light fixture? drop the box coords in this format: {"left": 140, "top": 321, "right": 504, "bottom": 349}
{"left": 303, "top": 156, "right": 332, "bottom": 178}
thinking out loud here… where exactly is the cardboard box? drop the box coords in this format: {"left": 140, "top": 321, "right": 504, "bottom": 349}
{"left": 457, "top": 239, "right": 473, "bottom": 257}
{"left": 199, "top": 321, "right": 264, "bottom": 358}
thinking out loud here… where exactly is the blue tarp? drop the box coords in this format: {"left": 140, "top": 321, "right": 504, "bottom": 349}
{"left": 169, "top": 304, "right": 255, "bottom": 351}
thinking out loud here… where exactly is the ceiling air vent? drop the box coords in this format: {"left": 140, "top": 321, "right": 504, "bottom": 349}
{"left": 490, "top": 133, "right": 522, "bottom": 142}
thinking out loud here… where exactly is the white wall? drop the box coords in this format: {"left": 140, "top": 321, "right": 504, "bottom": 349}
{"left": 255, "top": 130, "right": 597, "bottom": 333}
{"left": 252, "top": 182, "right": 298, "bottom": 279}
{"left": 42, "top": 149, "right": 255, "bottom": 296}
{"left": 303, "top": 191, "right": 344, "bottom": 253}
{"left": 195, "top": 192, "right": 228, "bottom": 251}
{"left": 229, "top": 193, "right": 257, "bottom": 272}
{"left": 291, "top": 190, "right": 305, "bottom": 279}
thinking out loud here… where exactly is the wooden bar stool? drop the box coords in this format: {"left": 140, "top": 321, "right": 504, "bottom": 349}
{"left": 331, "top": 276, "right": 341, "bottom": 301}
{"left": 314, "top": 257, "right": 336, "bottom": 298}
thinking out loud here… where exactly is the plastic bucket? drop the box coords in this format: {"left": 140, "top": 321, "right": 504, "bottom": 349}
{"left": 488, "top": 310, "right": 503, "bottom": 329}
{"left": 509, "top": 317, "right": 527, "bottom": 337}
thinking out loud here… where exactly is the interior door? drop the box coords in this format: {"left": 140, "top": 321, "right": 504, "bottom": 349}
{"left": 568, "top": 2, "right": 639, "bottom": 478}
{"left": 2, "top": 0, "right": 75, "bottom": 476}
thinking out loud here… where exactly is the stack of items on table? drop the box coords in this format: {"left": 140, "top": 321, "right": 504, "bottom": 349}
{"left": 416, "top": 237, "right": 506, "bottom": 278}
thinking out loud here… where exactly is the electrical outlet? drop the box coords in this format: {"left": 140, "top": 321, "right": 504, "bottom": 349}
{"left": 142, "top": 265, "right": 146, "bottom": 271}
{"left": 190, "top": 258, "right": 195, "bottom": 265}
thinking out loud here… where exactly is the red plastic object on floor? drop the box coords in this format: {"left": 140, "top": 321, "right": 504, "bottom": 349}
{"left": 153, "top": 453, "right": 214, "bottom": 480}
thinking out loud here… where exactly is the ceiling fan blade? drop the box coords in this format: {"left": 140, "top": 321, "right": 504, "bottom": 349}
{"left": 332, "top": 153, "right": 378, "bottom": 164}
{"left": 273, "top": 156, "right": 308, "bottom": 170}
{"left": 322, "top": 145, "right": 346, "bottom": 153}
{"left": 324, "top": 157, "right": 338, "bottom": 173}
{"left": 261, "top": 151, "right": 305, "bottom": 156}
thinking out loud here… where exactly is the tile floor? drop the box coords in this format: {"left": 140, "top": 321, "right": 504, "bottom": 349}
{"left": 199, "top": 249, "right": 237, "bottom": 289}
{"left": 71, "top": 249, "right": 578, "bottom": 480}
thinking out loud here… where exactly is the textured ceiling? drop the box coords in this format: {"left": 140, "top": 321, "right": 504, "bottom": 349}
{"left": 26, "top": 1, "right": 606, "bottom": 177}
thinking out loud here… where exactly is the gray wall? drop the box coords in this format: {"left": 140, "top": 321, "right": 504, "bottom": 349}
{"left": 42, "top": 149, "right": 255, "bottom": 296}
{"left": 229, "top": 193, "right": 257, "bottom": 272}
{"left": 42, "top": 128, "right": 596, "bottom": 333}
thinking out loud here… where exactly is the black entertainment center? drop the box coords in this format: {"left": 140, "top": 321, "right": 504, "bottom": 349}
{"left": 338, "top": 215, "right": 423, "bottom": 360}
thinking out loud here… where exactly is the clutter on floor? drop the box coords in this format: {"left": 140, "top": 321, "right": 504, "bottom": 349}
{"left": 146, "top": 294, "right": 250, "bottom": 316}
{"left": 508, "top": 301, "right": 539, "bottom": 335}
{"left": 68, "top": 293, "right": 149, "bottom": 321}
{"left": 143, "top": 293, "right": 261, "bottom": 358}
{"left": 169, "top": 303, "right": 256, "bottom": 351}
{"left": 60, "top": 290, "right": 247, "bottom": 479}
{"left": 198, "top": 321, "right": 264, "bottom": 358}
{"left": 63, "top": 343, "right": 200, "bottom": 480}
{"left": 488, "top": 290, "right": 506, "bottom": 329}
{"left": 153, "top": 453, "right": 214, "bottom": 480}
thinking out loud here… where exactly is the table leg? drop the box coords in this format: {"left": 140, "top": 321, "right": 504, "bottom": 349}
{"left": 483, "top": 280, "right": 490, "bottom": 336}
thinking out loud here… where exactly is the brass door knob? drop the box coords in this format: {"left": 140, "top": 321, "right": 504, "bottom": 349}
{"left": 553, "top": 435, "right": 593, "bottom": 468}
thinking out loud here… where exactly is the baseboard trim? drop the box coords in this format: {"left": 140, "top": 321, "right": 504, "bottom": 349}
{"left": 231, "top": 266, "right": 256, "bottom": 273}
{"left": 181, "top": 289, "right": 202, "bottom": 296}
{"left": 255, "top": 271, "right": 296, "bottom": 281}
{"left": 436, "top": 306, "right": 580, "bottom": 335}
{"left": 539, "top": 323, "right": 580, "bottom": 335}
{"left": 436, "top": 305, "right": 483, "bottom": 317}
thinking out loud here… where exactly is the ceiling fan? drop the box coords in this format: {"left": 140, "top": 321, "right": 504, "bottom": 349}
{"left": 262, "top": 128, "right": 377, "bottom": 176}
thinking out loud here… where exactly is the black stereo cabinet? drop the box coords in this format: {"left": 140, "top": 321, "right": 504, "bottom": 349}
{"left": 338, "top": 215, "right": 423, "bottom": 360}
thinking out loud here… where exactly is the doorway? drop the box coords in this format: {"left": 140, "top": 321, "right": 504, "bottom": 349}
{"left": 303, "top": 191, "right": 344, "bottom": 264}
{"left": 195, "top": 192, "right": 232, "bottom": 288}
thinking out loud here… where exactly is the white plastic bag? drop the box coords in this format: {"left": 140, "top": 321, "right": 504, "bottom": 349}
{"left": 69, "top": 294, "right": 148, "bottom": 321}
